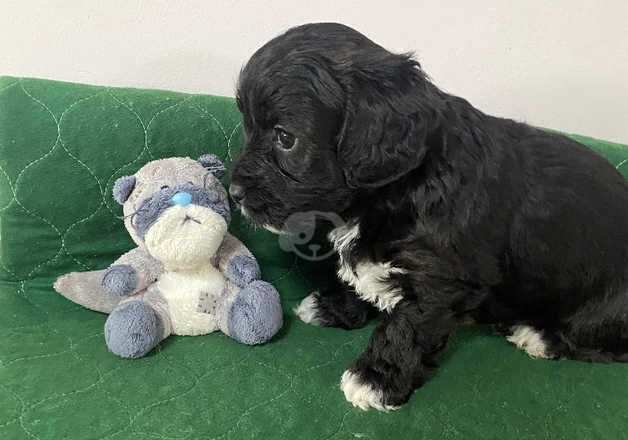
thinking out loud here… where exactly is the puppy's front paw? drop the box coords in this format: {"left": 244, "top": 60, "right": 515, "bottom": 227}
{"left": 340, "top": 370, "right": 399, "bottom": 412}
{"left": 293, "top": 292, "right": 324, "bottom": 326}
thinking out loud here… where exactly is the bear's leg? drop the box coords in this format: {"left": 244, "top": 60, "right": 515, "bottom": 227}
{"left": 104, "top": 300, "right": 169, "bottom": 358}
{"left": 226, "top": 281, "right": 283, "bottom": 345}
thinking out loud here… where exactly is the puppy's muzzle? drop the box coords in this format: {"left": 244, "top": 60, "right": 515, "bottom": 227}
{"left": 229, "top": 183, "right": 246, "bottom": 205}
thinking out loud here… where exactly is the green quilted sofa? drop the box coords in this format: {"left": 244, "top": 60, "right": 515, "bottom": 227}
{"left": 1, "top": 76, "right": 627, "bottom": 440}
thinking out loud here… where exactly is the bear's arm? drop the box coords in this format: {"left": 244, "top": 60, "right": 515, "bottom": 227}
{"left": 101, "top": 247, "right": 164, "bottom": 296}
{"left": 215, "top": 233, "right": 261, "bottom": 287}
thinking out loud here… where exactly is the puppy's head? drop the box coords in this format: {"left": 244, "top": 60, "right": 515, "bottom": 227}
{"left": 231, "top": 23, "right": 441, "bottom": 232}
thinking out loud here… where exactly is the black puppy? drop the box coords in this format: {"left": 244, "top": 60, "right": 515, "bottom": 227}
{"left": 230, "top": 23, "right": 628, "bottom": 411}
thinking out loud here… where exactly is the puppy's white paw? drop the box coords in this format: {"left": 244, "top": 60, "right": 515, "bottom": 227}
{"left": 340, "top": 370, "right": 399, "bottom": 412}
{"left": 293, "top": 293, "right": 323, "bottom": 326}
{"left": 507, "top": 325, "right": 551, "bottom": 359}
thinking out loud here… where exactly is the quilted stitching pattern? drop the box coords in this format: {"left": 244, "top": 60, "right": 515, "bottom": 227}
{"left": 1, "top": 76, "right": 628, "bottom": 439}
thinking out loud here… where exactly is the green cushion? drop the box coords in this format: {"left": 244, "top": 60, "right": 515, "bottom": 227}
{"left": 1, "top": 76, "right": 627, "bottom": 440}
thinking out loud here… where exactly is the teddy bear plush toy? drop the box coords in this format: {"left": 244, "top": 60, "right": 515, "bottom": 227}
{"left": 54, "top": 154, "right": 283, "bottom": 358}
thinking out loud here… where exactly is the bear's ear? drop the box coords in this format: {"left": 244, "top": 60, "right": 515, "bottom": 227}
{"left": 197, "top": 154, "right": 226, "bottom": 179}
{"left": 113, "top": 175, "right": 136, "bottom": 204}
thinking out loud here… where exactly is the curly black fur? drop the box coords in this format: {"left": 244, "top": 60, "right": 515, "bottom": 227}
{"left": 231, "top": 22, "right": 628, "bottom": 408}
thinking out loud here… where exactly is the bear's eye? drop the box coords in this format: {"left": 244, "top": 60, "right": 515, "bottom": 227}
{"left": 274, "top": 126, "right": 296, "bottom": 150}
{"left": 161, "top": 185, "right": 169, "bottom": 190}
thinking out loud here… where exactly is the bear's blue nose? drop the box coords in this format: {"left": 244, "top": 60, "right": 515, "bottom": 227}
{"left": 171, "top": 191, "right": 192, "bottom": 207}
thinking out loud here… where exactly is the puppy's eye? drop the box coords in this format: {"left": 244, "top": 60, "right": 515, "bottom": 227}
{"left": 161, "top": 185, "right": 169, "bottom": 190}
{"left": 274, "top": 127, "right": 296, "bottom": 150}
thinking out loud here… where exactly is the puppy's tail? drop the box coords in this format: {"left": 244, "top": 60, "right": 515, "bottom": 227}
{"left": 54, "top": 270, "right": 120, "bottom": 314}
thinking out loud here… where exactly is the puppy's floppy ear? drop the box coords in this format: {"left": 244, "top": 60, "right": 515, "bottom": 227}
{"left": 337, "top": 53, "right": 440, "bottom": 188}
{"left": 198, "top": 154, "right": 226, "bottom": 179}
{"left": 113, "top": 175, "right": 136, "bottom": 204}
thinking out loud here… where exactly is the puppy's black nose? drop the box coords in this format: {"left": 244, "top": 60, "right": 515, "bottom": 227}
{"left": 229, "top": 183, "right": 246, "bottom": 204}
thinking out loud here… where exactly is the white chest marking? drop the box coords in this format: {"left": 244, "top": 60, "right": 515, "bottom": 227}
{"left": 329, "top": 223, "right": 405, "bottom": 313}
{"left": 157, "top": 266, "right": 225, "bottom": 335}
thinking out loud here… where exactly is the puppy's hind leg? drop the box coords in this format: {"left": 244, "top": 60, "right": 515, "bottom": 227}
{"left": 557, "top": 290, "right": 628, "bottom": 362}
{"left": 506, "top": 288, "right": 628, "bottom": 362}
{"left": 506, "top": 325, "right": 558, "bottom": 359}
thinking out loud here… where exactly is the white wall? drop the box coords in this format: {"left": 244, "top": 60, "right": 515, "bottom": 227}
{"left": 2, "top": 0, "right": 627, "bottom": 143}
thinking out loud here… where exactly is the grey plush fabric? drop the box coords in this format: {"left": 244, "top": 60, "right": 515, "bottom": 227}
{"left": 132, "top": 183, "right": 230, "bottom": 239}
{"left": 104, "top": 300, "right": 165, "bottom": 358}
{"left": 121, "top": 156, "right": 230, "bottom": 246}
{"left": 54, "top": 155, "right": 283, "bottom": 357}
{"left": 101, "top": 264, "right": 137, "bottom": 296}
{"left": 198, "top": 154, "right": 226, "bottom": 179}
{"left": 113, "top": 175, "right": 136, "bottom": 204}
{"left": 106, "top": 247, "right": 164, "bottom": 297}
{"left": 226, "top": 255, "right": 261, "bottom": 287}
{"left": 228, "top": 280, "right": 283, "bottom": 345}
{"left": 215, "top": 233, "right": 254, "bottom": 272}
{"left": 197, "top": 290, "right": 220, "bottom": 314}
{"left": 54, "top": 269, "right": 122, "bottom": 313}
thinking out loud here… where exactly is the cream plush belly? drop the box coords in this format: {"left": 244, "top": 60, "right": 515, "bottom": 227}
{"left": 157, "top": 266, "right": 225, "bottom": 335}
